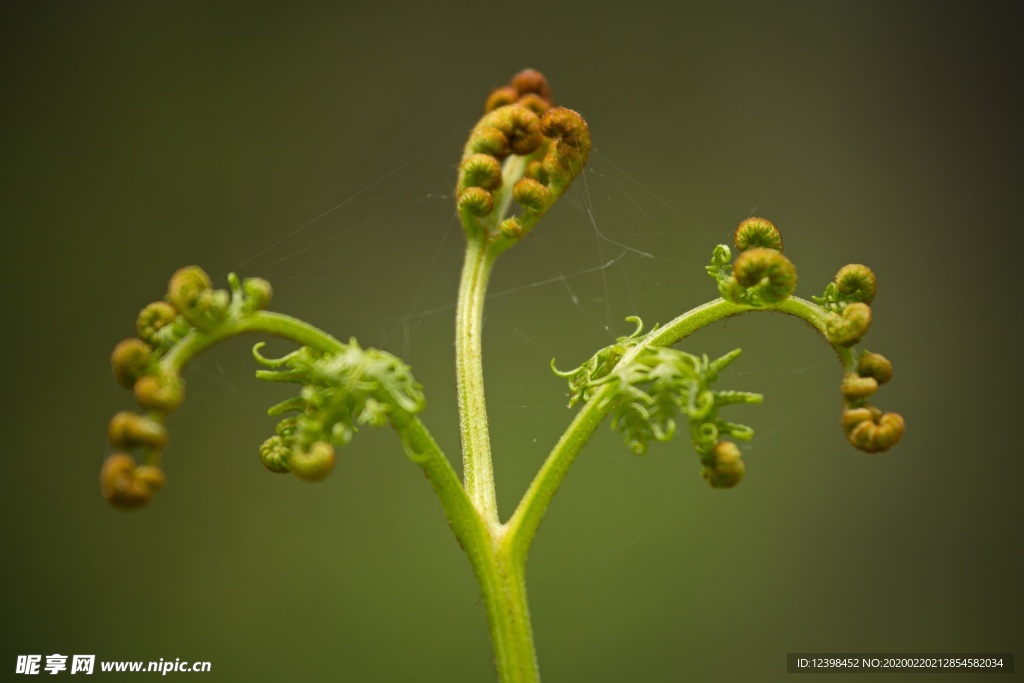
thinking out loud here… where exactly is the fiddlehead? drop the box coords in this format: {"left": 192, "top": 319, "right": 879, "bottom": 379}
{"left": 838, "top": 349, "right": 903, "bottom": 453}
{"left": 707, "top": 217, "right": 797, "bottom": 307}
{"left": 733, "top": 217, "right": 783, "bottom": 252}
{"left": 100, "top": 265, "right": 428, "bottom": 508}
{"left": 456, "top": 69, "right": 591, "bottom": 246}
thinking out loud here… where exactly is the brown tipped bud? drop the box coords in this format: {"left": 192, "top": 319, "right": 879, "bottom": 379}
{"left": 457, "top": 187, "right": 494, "bottom": 217}
{"left": 134, "top": 372, "right": 184, "bottom": 414}
{"left": 136, "top": 301, "right": 178, "bottom": 347}
{"left": 168, "top": 265, "right": 228, "bottom": 330}
{"left": 857, "top": 352, "right": 893, "bottom": 385}
{"left": 835, "top": 264, "right": 877, "bottom": 304}
{"left": 732, "top": 247, "right": 797, "bottom": 304}
{"left": 167, "top": 265, "right": 212, "bottom": 311}
{"left": 847, "top": 411, "right": 905, "bottom": 453}
{"left": 466, "top": 105, "right": 542, "bottom": 160}
{"left": 511, "top": 69, "right": 553, "bottom": 102}
{"left": 703, "top": 441, "right": 745, "bottom": 489}
{"left": 108, "top": 411, "right": 168, "bottom": 450}
{"left": 484, "top": 85, "right": 518, "bottom": 113}
{"left": 517, "top": 93, "right": 551, "bottom": 116}
{"left": 541, "top": 107, "right": 592, "bottom": 186}
{"left": 826, "top": 302, "right": 872, "bottom": 346}
{"left": 290, "top": 441, "right": 336, "bottom": 482}
{"left": 458, "top": 154, "right": 503, "bottom": 192}
{"left": 841, "top": 373, "right": 878, "bottom": 401}
{"left": 259, "top": 435, "right": 291, "bottom": 474}
{"left": 734, "top": 217, "right": 783, "bottom": 252}
{"left": 513, "top": 177, "right": 552, "bottom": 214}
{"left": 100, "top": 454, "right": 164, "bottom": 510}
{"left": 500, "top": 217, "right": 524, "bottom": 239}
{"left": 841, "top": 406, "right": 880, "bottom": 434}
{"left": 466, "top": 126, "right": 510, "bottom": 159}
{"left": 503, "top": 105, "right": 544, "bottom": 156}
{"left": 111, "top": 338, "right": 154, "bottom": 389}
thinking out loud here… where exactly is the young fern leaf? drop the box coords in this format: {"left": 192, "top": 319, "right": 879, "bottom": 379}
{"left": 100, "top": 264, "right": 427, "bottom": 503}
{"left": 554, "top": 320, "right": 762, "bottom": 486}
{"left": 253, "top": 338, "right": 426, "bottom": 477}
{"left": 551, "top": 315, "right": 647, "bottom": 407}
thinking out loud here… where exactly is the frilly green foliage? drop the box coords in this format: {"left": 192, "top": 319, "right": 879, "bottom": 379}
{"left": 554, "top": 318, "right": 761, "bottom": 482}
{"left": 253, "top": 338, "right": 425, "bottom": 476}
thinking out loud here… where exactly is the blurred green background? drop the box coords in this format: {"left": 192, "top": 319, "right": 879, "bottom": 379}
{"left": 2, "top": 2, "right": 1020, "bottom": 681}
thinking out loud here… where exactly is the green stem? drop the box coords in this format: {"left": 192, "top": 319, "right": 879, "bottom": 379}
{"left": 160, "top": 311, "right": 346, "bottom": 372}
{"left": 452, "top": 151, "right": 541, "bottom": 681}
{"left": 506, "top": 295, "right": 851, "bottom": 556}
{"left": 456, "top": 238, "right": 500, "bottom": 523}
{"left": 395, "top": 400, "right": 539, "bottom": 683}
{"left": 478, "top": 540, "right": 538, "bottom": 683}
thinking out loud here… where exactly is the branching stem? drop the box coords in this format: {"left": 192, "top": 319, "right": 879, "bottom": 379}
{"left": 506, "top": 296, "right": 856, "bottom": 558}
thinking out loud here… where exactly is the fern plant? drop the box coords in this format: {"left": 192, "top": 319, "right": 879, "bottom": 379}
{"left": 101, "top": 69, "right": 904, "bottom": 682}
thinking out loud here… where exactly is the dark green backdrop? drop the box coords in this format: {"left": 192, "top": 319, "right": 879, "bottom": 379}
{"left": 3, "top": 2, "right": 1020, "bottom": 681}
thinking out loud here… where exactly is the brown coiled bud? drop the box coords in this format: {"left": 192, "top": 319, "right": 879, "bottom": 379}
{"left": 290, "top": 441, "right": 336, "bottom": 482}
{"left": 841, "top": 406, "right": 879, "bottom": 434}
{"left": 846, "top": 411, "right": 905, "bottom": 453}
{"left": 108, "top": 411, "right": 168, "bottom": 450}
{"left": 517, "top": 93, "right": 551, "bottom": 116}
{"left": 841, "top": 373, "right": 878, "bottom": 401}
{"left": 466, "top": 104, "right": 542, "bottom": 161}
{"left": 485, "top": 70, "right": 552, "bottom": 115}
{"left": 167, "top": 265, "right": 211, "bottom": 312}
{"left": 511, "top": 68, "right": 553, "bottom": 102}
{"left": 100, "top": 454, "right": 165, "bottom": 510}
{"left": 540, "top": 107, "right": 592, "bottom": 186}
{"left": 732, "top": 247, "right": 797, "bottom": 304}
{"left": 466, "top": 126, "right": 510, "bottom": 158}
{"left": 134, "top": 371, "right": 184, "bottom": 414}
{"left": 484, "top": 85, "right": 518, "bottom": 113}
{"left": 834, "top": 264, "right": 877, "bottom": 304}
{"left": 136, "top": 302, "right": 178, "bottom": 347}
{"left": 503, "top": 105, "right": 544, "bottom": 156}
{"left": 513, "top": 177, "right": 552, "bottom": 214}
{"left": 500, "top": 217, "right": 524, "bottom": 239}
{"left": 702, "top": 441, "right": 746, "bottom": 489}
{"left": 825, "top": 302, "right": 872, "bottom": 346}
{"left": 111, "top": 338, "right": 153, "bottom": 389}
{"left": 259, "top": 435, "right": 291, "bottom": 474}
{"left": 857, "top": 352, "right": 893, "bottom": 385}
{"left": 167, "top": 265, "right": 228, "bottom": 330}
{"left": 457, "top": 187, "right": 494, "bottom": 217}
{"left": 734, "top": 217, "right": 783, "bottom": 252}
{"left": 458, "top": 154, "right": 503, "bottom": 192}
